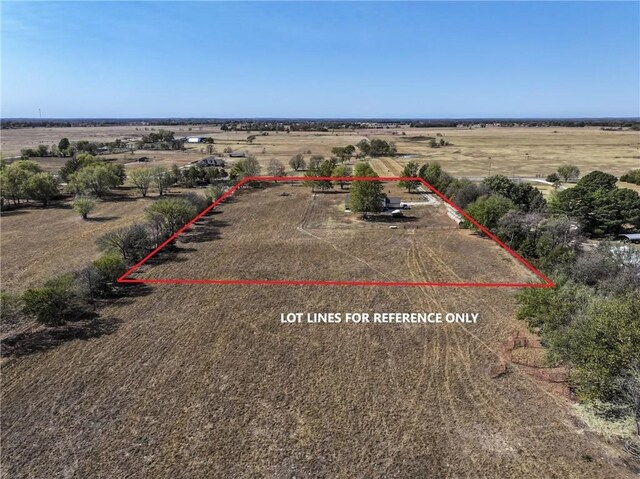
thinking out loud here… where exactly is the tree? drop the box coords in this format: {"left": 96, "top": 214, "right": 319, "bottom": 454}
{"left": 151, "top": 166, "right": 173, "bottom": 196}
{"left": 146, "top": 198, "right": 197, "bottom": 242}
{"left": 557, "top": 165, "right": 580, "bottom": 182}
{"left": 546, "top": 172, "right": 560, "bottom": 184}
{"left": 308, "top": 155, "right": 324, "bottom": 170}
{"left": 73, "top": 196, "right": 96, "bottom": 220}
{"left": 620, "top": 169, "right": 640, "bottom": 185}
{"left": 205, "top": 184, "right": 226, "bottom": 203}
{"left": 230, "top": 156, "right": 261, "bottom": 179}
{"left": 289, "top": 153, "right": 306, "bottom": 171}
{"left": 98, "top": 224, "right": 152, "bottom": 263}
{"left": 267, "top": 159, "right": 286, "bottom": 177}
{"left": 305, "top": 158, "right": 335, "bottom": 192}
{"left": 398, "top": 161, "right": 419, "bottom": 192}
{"left": 332, "top": 164, "right": 351, "bottom": 190}
{"left": 0, "top": 161, "right": 42, "bottom": 205}
{"left": 59, "top": 153, "right": 98, "bottom": 181}
{"left": 24, "top": 172, "right": 59, "bottom": 206}
{"left": 577, "top": 170, "right": 617, "bottom": 192}
{"left": 561, "top": 295, "right": 640, "bottom": 402}
{"left": 68, "top": 164, "right": 119, "bottom": 197}
{"left": 349, "top": 163, "right": 384, "bottom": 215}
{"left": 58, "top": 138, "right": 70, "bottom": 152}
{"left": 88, "top": 254, "right": 127, "bottom": 297}
{"left": 465, "top": 195, "right": 514, "bottom": 231}
{"left": 128, "top": 167, "right": 153, "bottom": 197}
{"left": 22, "top": 274, "right": 84, "bottom": 326}
{"left": 452, "top": 181, "right": 490, "bottom": 209}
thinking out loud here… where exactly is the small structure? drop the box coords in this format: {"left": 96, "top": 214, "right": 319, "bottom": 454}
{"left": 618, "top": 233, "right": 640, "bottom": 244}
{"left": 186, "top": 136, "right": 207, "bottom": 143}
{"left": 344, "top": 194, "right": 402, "bottom": 212}
{"left": 383, "top": 196, "right": 402, "bottom": 210}
{"left": 229, "top": 150, "right": 246, "bottom": 158}
{"left": 197, "top": 156, "right": 225, "bottom": 167}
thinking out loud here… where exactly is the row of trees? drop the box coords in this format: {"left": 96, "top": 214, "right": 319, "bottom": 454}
{"left": 0, "top": 160, "right": 60, "bottom": 206}
{"left": 3, "top": 194, "right": 210, "bottom": 328}
{"left": 417, "top": 162, "right": 640, "bottom": 432}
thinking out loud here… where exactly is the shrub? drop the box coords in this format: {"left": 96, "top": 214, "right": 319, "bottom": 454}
{"left": 97, "top": 224, "right": 153, "bottom": 264}
{"left": 620, "top": 169, "right": 640, "bottom": 185}
{"left": 73, "top": 196, "right": 96, "bottom": 220}
{"left": 22, "top": 274, "right": 84, "bottom": 326}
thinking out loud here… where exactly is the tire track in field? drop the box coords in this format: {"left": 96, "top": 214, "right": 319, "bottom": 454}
{"left": 403, "top": 241, "right": 484, "bottom": 474}
{"left": 413, "top": 243, "right": 557, "bottom": 476}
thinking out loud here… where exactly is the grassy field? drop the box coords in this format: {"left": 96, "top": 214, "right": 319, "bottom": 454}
{"left": 3, "top": 125, "right": 639, "bottom": 179}
{"left": 2, "top": 183, "right": 635, "bottom": 478}
{"left": 1, "top": 127, "right": 638, "bottom": 477}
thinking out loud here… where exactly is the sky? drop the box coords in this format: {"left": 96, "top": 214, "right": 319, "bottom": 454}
{"left": 1, "top": 1, "right": 639, "bottom": 119}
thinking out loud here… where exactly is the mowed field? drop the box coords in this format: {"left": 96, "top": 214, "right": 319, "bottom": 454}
{"left": 133, "top": 183, "right": 539, "bottom": 286}
{"left": 2, "top": 183, "right": 636, "bottom": 478}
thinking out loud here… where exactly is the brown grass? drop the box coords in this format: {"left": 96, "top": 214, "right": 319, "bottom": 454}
{"left": 1, "top": 183, "right": 635, "bottom": 478}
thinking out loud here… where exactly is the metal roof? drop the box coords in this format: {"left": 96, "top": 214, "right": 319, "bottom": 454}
{"left": 619, "top": 233, "right": 640, "bottom": 240}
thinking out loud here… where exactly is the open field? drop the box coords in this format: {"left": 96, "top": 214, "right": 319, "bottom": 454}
{"left": 0, "top": 187, "right": 202, "bottom": 293}
{"left": 2, "top": 127, "right": 638, "bottom": 477}
{"left": 3, "top": 125, "right": 639, "bottom": 179}
{"left": 2, "top": 183, "right": 635, "bottom": 478}
{"left": 132, "top": 183, "right": 539, "bottom": 286}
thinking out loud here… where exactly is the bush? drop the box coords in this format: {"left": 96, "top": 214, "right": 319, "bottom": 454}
{"left": 22, "top": 274, "right": 85, "bottom": 326}
{"left": 81, "top": 254, "right": 127, "bottom": 298}
{"left": 0, "top": 293, "right": 28, "bottom": 331}
{"left": 146, "top": 197, "right": 198, "bottom": 242}
{"left": 205, "top": 185, "right": 226, "bottom": 203}
{"left": 620, "top": 169, "right": 640, "bottom": 185}
{"left": 73, "top": 196, "right": 96, "bottom": 220}
{"left": 97, "top": 224, "right": 153, "bottom": 264}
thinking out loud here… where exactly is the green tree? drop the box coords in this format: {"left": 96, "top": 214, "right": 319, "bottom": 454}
{"left": 146, "top": 198, "right": 197, "bottom": 242}
{"left": 561, "top": 295, "right": 640, "bottom": 402}
{"left": 0, "top": 160, "right": 41, "bottom": 205}
{"left": 24, "top": 172, "right": 59, "bottom": 206}
{"left": 349, "top": 163, "right": 384, "bottom": 215}
{"left": 58, "top": 137, "right": 70, "bottom": 152}
{"left": 576, "top": 170, "right": 617, "bottom": 192}
{"left": 59, "top": 153, "right": 99, "bottom": 181}
{"left": 128, "top": 167, "right": 153, "bottom": 197}
{"left": 205, "top": 184, "right": 226, "bottom": 203}
{"left": 73, "top": 196, "right": 96, "bottom": 220}
{"left": 332, "top": 164, "right": 351, "bottom": 190}
{"left": 230, "top": 156, "right": 261, "bottom": 179}
{"left": 68, "top": 164, "right": 120, "bottom": 197}
{"left": 151, "top": 166, "right": 173, "bottom": 196}
{"left": 398, "top": 161, "right": 419, "bottom": 192}
{"left": 464, "top": 195, "right": 514, "bottom": 231}
{"left": 557, "top": 164, "right": 580, "bottom": 182}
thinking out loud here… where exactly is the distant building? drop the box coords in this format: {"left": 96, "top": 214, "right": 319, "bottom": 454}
{"left": 197, "top": 156, "right": 225, "bottom": 167}
{"left": 186, "top": 136, "right": 207, "bottom": 143}
{"left": 229, "top": 150, "right": 246, "bottom": 158}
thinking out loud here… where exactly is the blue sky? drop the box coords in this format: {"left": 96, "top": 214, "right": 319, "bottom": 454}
{"left": 2, "top": 1, "right": 639, "bottom": 118}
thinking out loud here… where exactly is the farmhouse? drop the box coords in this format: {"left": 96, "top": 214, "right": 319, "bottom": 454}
{"left": 197, "top": 156, "right": 225, "bottom": 167}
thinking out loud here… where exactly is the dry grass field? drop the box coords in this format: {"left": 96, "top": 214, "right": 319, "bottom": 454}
{"left": 2, "top": 182, "right": 636, "bottom": 478}
{"left": 0, "top": 188, "right": 203, "bottom": 293}
{"left": 2, "top": 127, "right": 638, "bottom": 478}
{"left": 2, "top": 125, "right": 639, "bottom": 179}
{"left": 133, "top": 183, "right": 538, "bottom": 286}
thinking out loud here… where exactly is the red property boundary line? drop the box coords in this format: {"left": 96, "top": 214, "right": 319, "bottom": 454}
{"left": 118, "top": 176, "right": 555, "bottom": 289}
